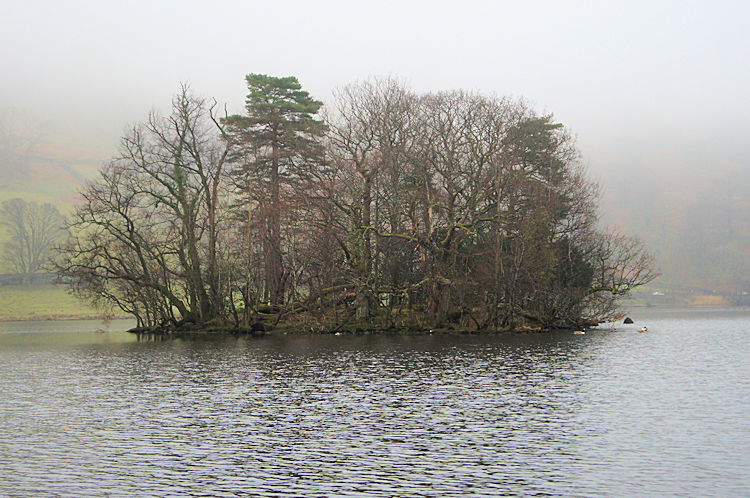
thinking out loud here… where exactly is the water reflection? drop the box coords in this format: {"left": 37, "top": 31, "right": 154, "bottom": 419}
{"left": 0, "top": 313, "right": 749, "bottom": 495}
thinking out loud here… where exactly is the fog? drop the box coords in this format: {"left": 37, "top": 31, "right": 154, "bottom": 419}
{"left": 2, "top": 0, "right": 749, "bottom": 291}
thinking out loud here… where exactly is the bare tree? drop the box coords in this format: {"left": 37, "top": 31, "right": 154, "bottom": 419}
{"left": 325, "top": 78, "right": 417, "bottom": 320}
{"left": 53, "top": 86, "right": 232, "bottom": 326}
{"left": 0, "top": 198, "right": 65, "bottom": 282}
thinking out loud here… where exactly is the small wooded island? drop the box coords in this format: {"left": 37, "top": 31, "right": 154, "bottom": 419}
{"left": 52, "top": 74, "right": 657, "bottom": 335}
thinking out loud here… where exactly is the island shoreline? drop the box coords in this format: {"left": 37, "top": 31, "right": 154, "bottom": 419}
{"left": 125, "top": 323, "right": 595, "bottom": 337}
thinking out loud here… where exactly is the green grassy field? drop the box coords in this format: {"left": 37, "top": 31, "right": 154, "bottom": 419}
{"left": 0, "top": 284, "right": 110, "bottom": 321}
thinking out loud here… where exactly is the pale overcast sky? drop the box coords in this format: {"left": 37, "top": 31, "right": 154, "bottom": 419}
{"left": 2, "top": 0, "right": 748, "bottom": 186}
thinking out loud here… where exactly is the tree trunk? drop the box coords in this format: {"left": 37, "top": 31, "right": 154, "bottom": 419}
{"left": 356, "top": 174, "right": 372, "bottom": 320}
{"left": 267, "top": 135, "right": 284, "bottom": 305}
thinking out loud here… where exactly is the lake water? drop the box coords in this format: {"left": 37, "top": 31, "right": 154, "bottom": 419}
{"left": 1, "top": 310, "right": 748, "bottom": 496}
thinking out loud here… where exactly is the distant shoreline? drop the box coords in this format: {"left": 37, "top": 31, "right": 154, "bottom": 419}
{"left": 0, "top": 313, "right": 130, "bottom": 323}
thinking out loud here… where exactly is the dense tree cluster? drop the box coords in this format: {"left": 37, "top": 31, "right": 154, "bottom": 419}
{"left": 53, "top": 76, "right": 656, "bottom": 331}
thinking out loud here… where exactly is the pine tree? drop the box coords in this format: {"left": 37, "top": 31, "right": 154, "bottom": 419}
{"left": 224, "top": 74, "right": 326, "bottom": 305}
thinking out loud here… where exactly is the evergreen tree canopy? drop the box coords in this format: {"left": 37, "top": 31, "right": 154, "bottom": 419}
{"left": 224, "top": 74, "right": 327, "bottom": 167}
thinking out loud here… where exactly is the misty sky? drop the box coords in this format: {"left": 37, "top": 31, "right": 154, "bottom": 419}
{"left": 2, "top": 0, "right": 749, "bottom": 203}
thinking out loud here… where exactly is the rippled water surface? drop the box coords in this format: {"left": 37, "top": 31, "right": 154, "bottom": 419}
{"left": 1, "top": 310, "right": 749, "bottom": 496}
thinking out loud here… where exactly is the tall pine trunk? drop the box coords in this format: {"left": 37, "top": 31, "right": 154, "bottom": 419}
{"left": 267, "top": 137, "right": 284, "bottom": 305}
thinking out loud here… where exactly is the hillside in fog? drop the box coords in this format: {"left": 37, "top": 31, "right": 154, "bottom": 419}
{"left": 597, "top": 135, "right": 750, "bottom": 293}
{"left": 0, "top": 109, "right": 105, "bottom": 205}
